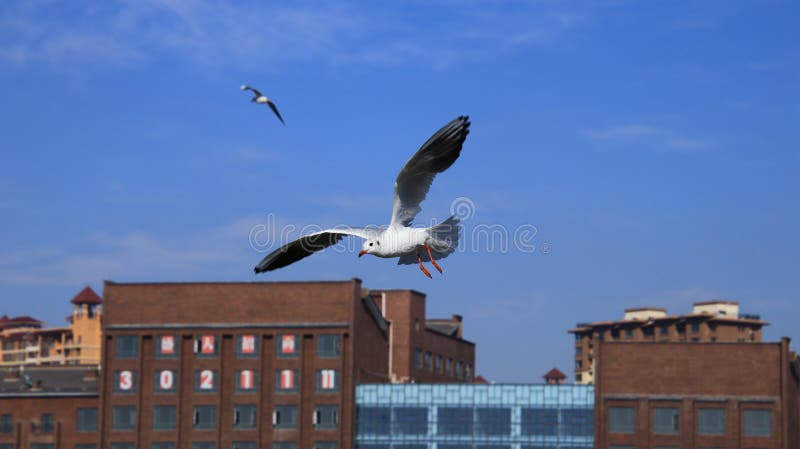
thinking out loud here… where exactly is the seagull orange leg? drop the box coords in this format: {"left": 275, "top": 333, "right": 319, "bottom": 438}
{"left": 417, "top": 253, "right": 432, "bottom": 279}
{"left": 425, "top": 244, "right": 443, "bottom": 274}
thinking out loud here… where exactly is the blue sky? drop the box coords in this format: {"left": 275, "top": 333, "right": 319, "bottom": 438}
{"left": 0, "top": 0, "right": 798, "bottom": 382}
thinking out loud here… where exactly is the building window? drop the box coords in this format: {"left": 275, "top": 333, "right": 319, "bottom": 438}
{"left": 76, "top": 408, "right": 98, "bottom": 432}
{"left": 660, "top": 325, "right": 669, "bottom": 335}
{"left": 109, "top": 444, "right": 133, "bottom": 449}
{"left": 192, "top": 443, "right": 214, "bottom": 449}
{"left": 415, "top": 349, "right": 423, "bottom": 368}
{"left": 424, "top": 352, "right": 432, "bottom": 370}
{"left": 392, "top": 407, "right": 427, "bottom": 435}
{"left": 455, "top": 361, "right": 463, "bottom": 379}
{"left": 446, "top": 358, "right": 453, "bottom": 375}
{"left": 743, "top": 409, "right": 772, "bottom": 437}
{"left": 237, "top": 335, "right": 258, "bottom": 358}
{"left": 609, "top": 406, "right": 635, "bottom": 433}
{"left": 153, "top": 406, "right": 177, "bottom": 430}
{"left": 277, "top": 334, "right": 299, "bottom": 357}
{"left": 608, "top": 446, "right": 634, "bottom": 449}
{"left": 76, "top": 445, "right": 97, "bottom": 449}
{"left": 194, "top": 370, "right": 217, "bottom": 392}
{"left": 317, "top": 335, "right": 340, "bottom": 358}
{"left": 39, "top": 414, "right": 54, "bottom": 433}
{"left": 193, "top": 406, "right": 217, "bottom": 430}
{"left": 356, "top": 407, "right": 390, "bottom": 435}
{"left": 575, "top": 360, "right": 582, "bottom": 369}
{"left": 194, "top": 335, "right": 217, "bottom": 357}
{"left": 316, "top": 369, "right": 339, "bottom": 392}
{"left": 476, "top": 408, "right": 511, "bottom": 436}
{"left": 112, "top": 406, "right": 136, "bottom": 431}
{"left": 521, "top": 408, "right": 557, "bottom": 436}
{"left": 233, "top": 405, "right": 257, "bottom": 429}
{"left": 624, "top": 329, "right": 633, "bottom": 338}
{"left": 156, "top": 336, "right": 177, "bottom": 358}
{"left": 313, "top": 443, "right": 336, "bottom": 449}
{"left": 273, "top": 406, "right": 297, "bottom": 429}
{"left": 437, "top": 407, "right": 473, "bottom": 435}
{"left": 115, "top": 336, "right": 138, "bottom": 358}
{"left": 155, "top": 370, "right": 177, "bottom": 393}
{"left": 576, "top": 373, "right": 583, "bottom": 382}
{"left": 697, "top": 408, "right": 725, "bottom": 435}
{"left": 575, "top": 347, "right": 583, "bottom": 355}
{"left": 114, "top": 370, "right": 137, "bottom": 394}
{"left": 235, "top": 370, "right": 257, "bottom": 393}
{"left": 0, "top": 445, "right": 13, "bottom": 449}
{"left": 653, "top": 407, "right": 679, "bottom": 434}
{"left": 610, "top": 329, "right": 620, "bottom": 340}
{"left": 31, "top": 445, "right": 53, "bottom": 449}
{"left": 232, "top": 443, "right": 255, "bottom": 449}
{"left": 313, "top": 406, "right": 338, "bottom": 429}
{"left": 151, "top": 443, "right": 175, "bottom": 449}
{"left": 271, "top": 444, "right": 295, "bottom": 449}
{"left": 562, "top": 408, "right": 594, "bottom": 437}
{"left": 276, "top": 369, "right": 298, "bottom": 392}
{"left": 1, "top": 414, "right": 13, "bottom": 434}
{"left": 691, "top": 322, "right": 700, "bottom": 332}
{"left": 465, "top": 364, "right": 473, "bottom": 381}
{"left": 435, "top": 355, "right": 442, "bottom": 373}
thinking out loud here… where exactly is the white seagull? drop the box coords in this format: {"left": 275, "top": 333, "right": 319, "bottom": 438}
{"left": 240, "top": 85, "right": 285, "bottom": 125}
{"left": 254, "top": 116, "right": 471, "bottom": 278}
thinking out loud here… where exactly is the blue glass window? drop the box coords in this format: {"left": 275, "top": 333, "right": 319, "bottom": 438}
{"left": 437, "top": 407, "right": 472, "bottom": 435}
{"left": 476, "top": 408, "right": 510, "bottom": 436}
{"left": 356, "top": 407, "right": 390, "bottom": 435}
{"left": 393, "top": 407, "right": 427, "bottom": 435}
{"left": 521, "top": 408, "right": 557, "bottom": 436}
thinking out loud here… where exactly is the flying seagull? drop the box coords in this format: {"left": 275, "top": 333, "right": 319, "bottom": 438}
{"left": 254, "top": 115, "right": 471, "bottom": 278}
{"left": 240, "top": 85, "right": 285, "bottom": 125}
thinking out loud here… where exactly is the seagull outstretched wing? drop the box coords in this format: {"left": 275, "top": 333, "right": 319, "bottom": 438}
{"left": 390, "top": 116, "right": 470, "bottom": 227}
{"left": 240, "top": 84, "right": 263, "bottom": 98}
{"left": 266, "top": 100, "right": 285, "bottom": 125}
{"left": 253, "top": 227, "right": 382, "bottom": 273}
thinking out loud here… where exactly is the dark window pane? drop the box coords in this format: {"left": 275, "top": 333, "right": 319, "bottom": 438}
{"left": 192, "top": 443, "right": 215, "bottom": 449}
{"left": 743, "top": 409, "right": 772, "bottom": 437}
{"left": 76, "top": 408, "right": 98, "bottom": 432}
{"left": 561, "top": 408, "right": 593, "bottom": 437}
{"left": 110, "top": 444, "right": 133, "bottom": 449}
{"left": 609, "top": 406, "right": 635, "bottom": 433}
{"left": 476, "top": 408, "right": 510, "bottom": 436}
{"left": 314, "top": 406, "right": 338, "bottom": 429}
{"left": 232, "top": 443, "right": 255, "bottom": 449}
{"left": 437, "top": 407, "right": 472, "bottom": 435}
{"left": 1, "top": 414, "right": 13, "bottom": 434}
{"left": 356, "top": 406, "right": 390, "bottom": 435}
{"left": 115, "top": 336, "right": 138, "bottom": 358}
{"left": 111, "top": 406, "right": 136, "bottom": 430}
{"left": 653, "top": 407, "right": 679, "bottom": 434}
{"left": 152, "top": 443, "right": 175, "bottom": 449}
{"left": 273, "top": 406, "right": 297, "bottom": 429}
{"left": 521, "top": 408, "right": 557, "bottom": 436}
{"left": 153, "top": 406, "right": 177, "bottom": 430}
{"left": 317, "top": 335, "right": 340, "bottom": 357}
{"left": 193, "top": 406, "right": 216, "bottom": 430}
{"left": 272, "top": 443, "right": 296, "bottom": 449}
{"left": 31, "top": 445, "right": 53, "bottom": 449}
{"left": 233, "top": 405, "right": 257, "bottom": 429}
{"left": 40, "top": 414, "right": 54, "bottom": 433}
{"left": 393, "top": 407, "right": 427, "bottom": 435}
{"left": 312, "top": 443, "right": 336, "bottom": 449}
{"left": 697, "top": 408, "right": 725, "bottom": 435}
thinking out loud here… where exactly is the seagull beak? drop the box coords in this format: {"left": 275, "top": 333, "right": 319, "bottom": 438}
{"left": 358, "top": 250, "right": 367, "bottom": 258}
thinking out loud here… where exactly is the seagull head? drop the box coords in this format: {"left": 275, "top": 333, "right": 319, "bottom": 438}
{"left": 358, "top": 239, "right": 380, "bottom": 257}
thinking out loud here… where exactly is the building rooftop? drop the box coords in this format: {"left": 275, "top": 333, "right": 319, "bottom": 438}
{"left": 0, "top": 366, "right": 99, "bottom": 397}
{"left": 70, "top": 286, "right": 102, "bottom": 305}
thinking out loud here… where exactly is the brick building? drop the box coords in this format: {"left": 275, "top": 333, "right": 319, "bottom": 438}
{"left": 97, "top": 279, "right": 473, "bottom": 449}
{"left": 594, "top": 338, "right": 800, "bottom": 449}
{"left": 1, "top": 287, "right": 103, "bottom": 367}
{"left": 570, "top": 300, "right": 767, "bottom": 384}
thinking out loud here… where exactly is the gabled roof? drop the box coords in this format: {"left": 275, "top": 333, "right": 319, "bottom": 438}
{"left": 70, "top": 286, "right": 102, "bottom": 305}
{"left": 543, "top": 367, "right": 567, "bottom": 381}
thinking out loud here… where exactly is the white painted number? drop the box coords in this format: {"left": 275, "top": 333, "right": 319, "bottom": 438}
{"left": 241, "top": 335, "right": 255, "bottom": 354}
{"left": 160, "top": 336, "right": 175, "bottom": 355}
{"left": 240, "top": 370, "right": 254, "bottom": 390}
{"left": 159, "top": 370, "right": 174, "bottom": 390}
{"left": 281, "top": 335, "right": 295, "bottom": 354}
{"left": 119, "top": 370, "right": 133, "bottom": 390}
{"left": 201, "top": 335, "right": 215, "bottom": 354}
{"left": 321, "top": 369, "right": 336, "bottom": 390}
{"left": 280, "top": 369, "right": 294, "bottom": 389}
{"left": 200, "top": 370, "right": 214, "bottom": 389}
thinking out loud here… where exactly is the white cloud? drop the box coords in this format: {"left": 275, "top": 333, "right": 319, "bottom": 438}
{"left": 585, "top": 124, "right": 715, "bottom": 152}
{"left": 0, "top": 0, "right": 591, "bottom": 70}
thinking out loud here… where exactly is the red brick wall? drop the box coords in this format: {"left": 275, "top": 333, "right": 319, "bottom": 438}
{"left": 0, "top": 395, "right": 99, "bottom": 449}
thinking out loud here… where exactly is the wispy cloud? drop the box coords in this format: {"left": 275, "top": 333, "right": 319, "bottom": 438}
{"left": 585, "top": 124, "right": 715, "bottom": 152}
{"left": 0, "top": 0, "right": 591, "bottom": 70}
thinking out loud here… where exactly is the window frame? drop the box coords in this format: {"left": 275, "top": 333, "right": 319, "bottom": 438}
{"left": 273, "top": 406, "right": 297, "bottom": 429}
{"left": 152, "top": 405, "right": 177, "bottom": 431}
{"left": 114, "top": 335, "right": 138, "bottom": 359}
{"left": 313, "top": 405, "right": 339, "bottom": 430}
{"left": 155, "top": 335, "right": 178, "bottom": 358}
{"left": 276, "top": 334, "right": 299, "bottom": 358}
{"left": 236, "top": 334, "right": 259, "bottom": 358}
{"left": 111, "top": 406, "right": 136, "bottom": 431}
{"left": 76, "top": 408, "right": 98, "bottom": 432}
{"left": 316, "top": 335, "right": 340, "bottom": 358}
{"left": 608, "top": 406, "right": 635, "bottom": 434}
{"left": 192, "top": 405, "right": 217, "bottom": 430}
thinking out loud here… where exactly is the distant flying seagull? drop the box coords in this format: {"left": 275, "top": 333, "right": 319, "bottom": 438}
{"left": 254, "top": 116, "right": 471, "bottom": 278}
{"left": 240, "top": 85, "right": 285, "bottom": 125}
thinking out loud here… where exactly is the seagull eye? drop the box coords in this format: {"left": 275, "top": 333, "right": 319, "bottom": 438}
{"left": 377, "top": 241, "right": 380, "bottom": 245}
{"left": 369, "top": 242, "right": 373, "bottom": 247}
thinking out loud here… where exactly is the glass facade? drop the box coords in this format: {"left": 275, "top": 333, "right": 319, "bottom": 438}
{"left": 356, "top": 384, "right": 594, "bottom": 449}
